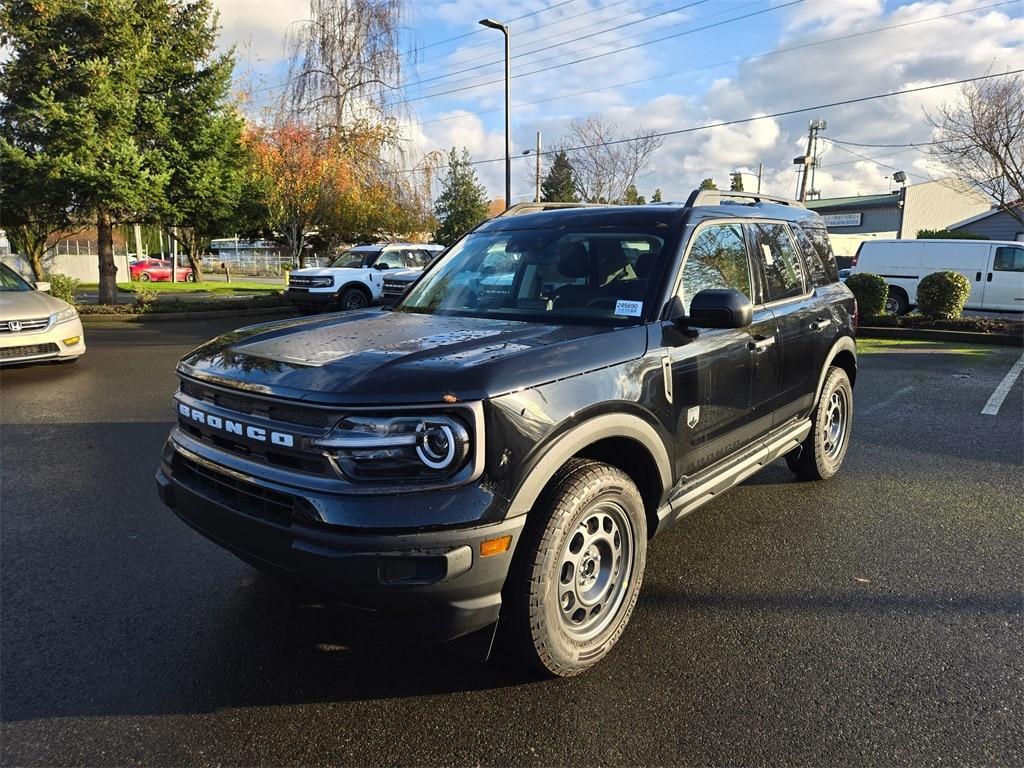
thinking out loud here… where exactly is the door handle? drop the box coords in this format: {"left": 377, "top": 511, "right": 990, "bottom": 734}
{"left": 809, "top": 318, "right": 830, "bottom": 332}
{"left": 748, "top": 336, "right": 775, "bottom": 353}
{"left": 976, "top": 271, "right": 982, "bottom": 281}
{"left": 988, "top": 272, "right": 993, "bottom": 282}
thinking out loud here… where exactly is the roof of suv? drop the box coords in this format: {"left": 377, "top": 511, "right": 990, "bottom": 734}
{"left": 348, "top": 242, "right": 444, "bottom": 252}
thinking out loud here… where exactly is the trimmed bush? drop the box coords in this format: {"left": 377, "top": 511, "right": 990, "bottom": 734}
{"left": 846, "top": 272, "right": 888, "bottom": 317}
{"left": 46, "top": 273, "right": 81, "bottom": 304}
{"left": 916, "top": 270, "right": 971, "bottom": 319}
{"left": 916, "top": 229, "right": 988, "bottom": 240}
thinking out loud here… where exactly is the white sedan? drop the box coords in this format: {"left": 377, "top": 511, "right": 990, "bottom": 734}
{"left": 0, "top": 263, "right": 85, "bottom": 365}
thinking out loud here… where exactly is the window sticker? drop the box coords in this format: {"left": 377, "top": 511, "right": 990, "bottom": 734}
{"left": 614, "top": 299, "right": 643, "bottom": 317}
{"left": 761, "top": 243, "right": 775, "bottom": 265}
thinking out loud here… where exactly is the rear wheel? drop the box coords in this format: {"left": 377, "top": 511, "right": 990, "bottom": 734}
{"left": 139, "top": 272, "right": 152, "bottom": 282}
{"left": 504, "top": 459, "right": 647, "bottom": 677}
{"left": 884, "top": 287, "right": 908, "bottom": 315}
{"left": 786, "top": 366, "right": 853, "bottom": 480}
{"left": 338, "top": 287, "right": 369, "bottom": 311}
{"left": 185, "top": 272, "right": 196, "bottom": 282}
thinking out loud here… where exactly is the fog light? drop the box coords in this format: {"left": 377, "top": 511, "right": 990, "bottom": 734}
{"left": 480, "top": 535, "right": 512, "bottom": 557}
{"left": 63, "top": 336, "right": 81, "bottom": 345}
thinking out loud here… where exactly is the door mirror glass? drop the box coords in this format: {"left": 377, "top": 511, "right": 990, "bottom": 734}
{"left": 685, "top": 288, "right": 753, "bottom": 329}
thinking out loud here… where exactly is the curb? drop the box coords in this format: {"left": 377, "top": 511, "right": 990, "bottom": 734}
{"left": 81, "top": 306, "right": 296, "bottom": 325}
{"left": 858, "top": 325, "right": 1023, "bottom": 347}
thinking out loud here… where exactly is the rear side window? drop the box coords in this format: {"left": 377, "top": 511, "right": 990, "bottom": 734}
{"left": 993, "top": 246, "right": 1024, "bottom": 272}
{"left": 793, "top": 224, "right": 838, "bottom": 285}
{"left": 751, "top": 223, "right": 805, "bottom": 301}
{"left": 678, "top": 223, "right": 752, "bottom": 314}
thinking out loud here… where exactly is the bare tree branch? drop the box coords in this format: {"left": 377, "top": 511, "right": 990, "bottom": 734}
{"left": 552, "top": 118, "right": 664, "bottom": 204}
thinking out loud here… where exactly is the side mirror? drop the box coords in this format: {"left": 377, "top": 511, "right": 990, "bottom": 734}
{"left": 374, "top": 263, "right": 390, "bottom": 270}
{"left": 35, "top": 281, "right": 51, "bottom": 293}
{"left": 686, "top": 288, "right": 753, "bottom": 329}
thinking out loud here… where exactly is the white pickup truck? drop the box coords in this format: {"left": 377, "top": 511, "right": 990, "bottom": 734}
{"left": 285, "top": 243, "right": 444, "bottom": 312}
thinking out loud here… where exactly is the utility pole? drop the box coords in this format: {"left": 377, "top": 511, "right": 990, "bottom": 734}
{"left": 534, "top": 131, "right": 542, "bottom": 203}
{"left": 757, "top": 161, "right": 764, "bottom": 193}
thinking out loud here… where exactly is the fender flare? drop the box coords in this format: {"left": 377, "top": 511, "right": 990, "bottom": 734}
{"left": 815, "top": 335, "right": 857, "bottom": 405}
{"left": 506, "top": 412, "right": 673, "bottom": 518}
{"left": 337, "top": 280, "right": 374, "bottom": 301}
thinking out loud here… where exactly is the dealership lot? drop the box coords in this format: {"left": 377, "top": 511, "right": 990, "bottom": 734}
{"left": 1, "top": 318, "right": 1021, "bottom": 767}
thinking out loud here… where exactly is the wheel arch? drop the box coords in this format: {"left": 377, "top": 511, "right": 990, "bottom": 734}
{"left": 338, "top": 280, "right": 372, "bottom": 298}
{"left": 506, "top": 413, "right": 672, "bottom": 537}
{"left": 816, "top": 335, "right": 857, "bottom": 406}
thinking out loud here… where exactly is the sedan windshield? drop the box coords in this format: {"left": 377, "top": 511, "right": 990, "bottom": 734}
{"left": 396, "top": 227, "right": 670, "bottom": 325}
{"left": 330, "top": 248, "right": 380, "bottom": 269}
{"left": 0, "top": 263, "right": 33, "bottom": 292}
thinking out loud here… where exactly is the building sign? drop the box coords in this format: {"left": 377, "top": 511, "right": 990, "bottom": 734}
{"left": 821, "top": 213, "right": 863, "bottom": 227}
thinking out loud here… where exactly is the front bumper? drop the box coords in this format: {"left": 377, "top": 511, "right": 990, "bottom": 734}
{"left": 156, "top": 442, "right": 524, "bottom": 644}
{"left": 284, "top": 288, "right": 339, "bottom": 310}
{"left": 0, "top": 317, "right": 86, "bottom": 364}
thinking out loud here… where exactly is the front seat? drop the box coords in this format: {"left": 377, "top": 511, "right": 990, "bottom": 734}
{"left": 552, "top": 242, "right": 596, "bottom": 309}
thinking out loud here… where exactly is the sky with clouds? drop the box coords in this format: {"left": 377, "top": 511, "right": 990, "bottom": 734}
{"left": 218, "top": 0, "right": 1023, "bottom": 203}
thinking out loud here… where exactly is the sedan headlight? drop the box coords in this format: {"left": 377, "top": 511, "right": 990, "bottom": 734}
{"left": 52, "top": 306, "right": 79, "bottom": 324}
{"left": 314, "top": 413, "right": 472, "bottom": 482}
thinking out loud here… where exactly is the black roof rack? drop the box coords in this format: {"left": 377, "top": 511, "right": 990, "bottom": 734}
{"left": 685, "top": 189, "right": 805, "bottom": 209}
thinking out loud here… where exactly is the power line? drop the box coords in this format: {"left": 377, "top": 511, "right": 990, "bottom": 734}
{"left": 400, "top": 70, "right": 1023, "bottom": 174}
{"left": 392, "top": 0, "right": 803, "bottom": 106}
{"left": 410, "top": 0, "right": 1017, "bottom": 127}
{"left": 828, "top": 137, "right": 939, "bottom": 149}
{"left": 824, "top": 142, "right": 934, "bottom": 182}
{"left": 404, "top": 0, "right": 714, "bottom": 91}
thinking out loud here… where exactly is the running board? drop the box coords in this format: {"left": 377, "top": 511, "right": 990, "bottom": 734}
{"left": 655, "top": 418, "right": 812, "bottom": 536}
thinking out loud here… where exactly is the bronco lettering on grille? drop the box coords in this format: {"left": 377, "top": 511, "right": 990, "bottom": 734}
{"left": 178, "top": 403, "right": 295, "bottom": 447}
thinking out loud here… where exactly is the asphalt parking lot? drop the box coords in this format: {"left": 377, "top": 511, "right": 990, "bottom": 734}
{"left": 1, "top": 317, "right": 1022, "bottom": 767}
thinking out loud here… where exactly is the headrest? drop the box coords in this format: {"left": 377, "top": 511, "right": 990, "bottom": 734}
{"left": 559, "top": 242, "right": 591, "bottom": 278}
{"left": 635, "top": 251, "right": 658, "bottom": 278}
{"left": 592, "top": 239, "right": 629, "bottom": 275}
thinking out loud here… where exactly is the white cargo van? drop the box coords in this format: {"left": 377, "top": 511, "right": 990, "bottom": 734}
{"left": 851, "top": 239, "right": 1024, "bottom": 314}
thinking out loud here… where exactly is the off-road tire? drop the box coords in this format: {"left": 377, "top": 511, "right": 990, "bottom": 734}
{"left": 504, "top": 459, "right": 647, "bottom": 677}
{"left": 339, "top": 287, "right": 369, "bottom": 311}
{"left": 786, "top": 366, "right": 853, "bottom": 480}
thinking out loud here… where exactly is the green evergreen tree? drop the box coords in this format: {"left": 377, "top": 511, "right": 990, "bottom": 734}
{"left": 699, "top": 177, "right": 718, "bottom": 190}
{"left": 0, "top": 0, "right": 236, "bottom": 301}
{"left": 729, "top": 172, "right": 745, "bottom": 191}
{"left": 651, "top": 188, "right": 663, "bottom": 203}
{"left": 540, "top": 150, "right": 578, "bottom": 202}
{"left": 622, "top": 184, "right": 646, "bottom": 205}
{"left": 433, "top": 148, "right": 489, "bottom": 247}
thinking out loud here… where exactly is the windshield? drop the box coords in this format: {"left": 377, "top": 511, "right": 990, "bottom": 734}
{"left": 0, "top": 263, "right": 33, "bottom": 292}
{"left": 396, "top": 227, "right": 671, "bottom": 325}
{"left": 330, "top": 248, "right": 380, "bottom": 269}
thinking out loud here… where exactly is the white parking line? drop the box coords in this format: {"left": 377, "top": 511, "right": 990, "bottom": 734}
{"left": 861, "top": 385, "right": 915, "bottom": 416}
{"left": 981, "top": 351, "right": 1024, "bottom": 416}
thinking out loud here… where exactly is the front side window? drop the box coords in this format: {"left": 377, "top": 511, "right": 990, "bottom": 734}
{"left": 374, "top": 250, "right": 407, "bottom": 269}
{"left": 752, "top": 223, "right": 805, "bottom": 301}
{"left": 678, "top": 224, "right": 751, "bottom": 314}
{"left": 330, "top": 248, "right": 380, "bottom": 268}
{"left": 0, "top": 263, "right": 33, "bottom": 292}
{"left": 397, "top": 227, "right": 670, "bottom": 324}
{"left": 993, "top": 246, "right": 1024, "bottom": 272}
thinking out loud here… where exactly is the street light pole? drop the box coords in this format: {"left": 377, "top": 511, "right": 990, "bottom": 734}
{"left": 479, "top": 18, "right": 511, "bottom": 210}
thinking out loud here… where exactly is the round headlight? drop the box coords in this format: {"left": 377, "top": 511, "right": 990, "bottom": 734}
{"left": 416, "top": 421, "right": 466, "bottom": 469}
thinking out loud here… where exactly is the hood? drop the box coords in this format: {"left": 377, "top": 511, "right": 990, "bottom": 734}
{"left": 383, "top": 267, "right": 422, "bottom": 282}
{"left": 178, "top": 309, "right": 648, "bottom": 405}
{"left": 290, "top": 267, "right": 369, "bottom": 277}
{"left": 0, "top": 289, "right": 69, "bottom": 320}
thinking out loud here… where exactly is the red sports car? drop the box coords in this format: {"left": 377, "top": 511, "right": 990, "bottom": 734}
{"left": 129, "top": 259, "right": 195, "bottom": 282}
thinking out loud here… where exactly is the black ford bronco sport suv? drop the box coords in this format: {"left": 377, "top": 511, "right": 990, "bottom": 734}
{"left": 157, "top": 189, "right": 857, "bottom": 677}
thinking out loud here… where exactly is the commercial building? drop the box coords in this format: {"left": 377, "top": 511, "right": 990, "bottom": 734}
{"left": 806, "top": 179, "right": 990, "bottom": 257}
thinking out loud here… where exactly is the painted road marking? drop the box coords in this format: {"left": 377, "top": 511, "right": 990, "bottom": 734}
{"left": 981, "top": 351, "right": 1024, "bottom": 416}
{"left": 861, "top": 385, "right": 915, "bottom": 416}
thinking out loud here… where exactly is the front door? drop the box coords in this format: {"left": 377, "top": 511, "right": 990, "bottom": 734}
{"left": 666, "top": 221, "right": 780, "bottom": 481}
{"left": 983, "top": 244, "right": 1024, "bottom": 311}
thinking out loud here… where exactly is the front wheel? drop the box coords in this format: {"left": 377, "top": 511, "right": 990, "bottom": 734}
{"left": 786, "top": 366, "right": 853, "bottom": 480}
{"left": 504, "top": 459, "right": 647, "bottom": 677}
{"left": 185, "top": 272, "right": 196, "bottom": 283}
{"left": 338, "top": 287, "right": 369, "bottom": 311}
{"left": 139, "top": 272, "right": 152, "bottom": 282}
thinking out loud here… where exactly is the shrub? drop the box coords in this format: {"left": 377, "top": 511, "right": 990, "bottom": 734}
{"left": 916, "top": 270, "right": 971, "bottom": 319}
{"left": 46, "top": 273, "right": 81, "bottom": 304}
{"left": 845, "top": 272, "right": 888, "bottom": 317}
{"left": 134, "top": 286, "right": 158, "bottom": 309}
{"left": 916, "top": 229, "right": 988, "bottom": 240}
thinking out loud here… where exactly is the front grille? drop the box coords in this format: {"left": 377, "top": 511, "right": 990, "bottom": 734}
{"left": 0, "top": 317, "right": 51, "bottom": 333}
{"left": 1, "top": 342, "right": 59, "bottom": 360}
{"left": 173, "top": 453, "right": 295, "bottom": 527}
{"left": 383, "top": 280, "right": 408, "bottom": 293}
{"left": 179, "top": 379, "right": 329, "bottom": 428}
{"left": 289, "top": 276, "right": 333, "bottom": 288}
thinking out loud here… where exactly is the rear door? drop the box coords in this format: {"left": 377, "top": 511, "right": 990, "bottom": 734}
{"left": 983, "top": 244, "right": 1024, "bottom": 310}
{"left": 667, "top": 221, "right": 780, "bottom": 479}
{"left": 748, "top": 222, "right": 818, "bottom": 426}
